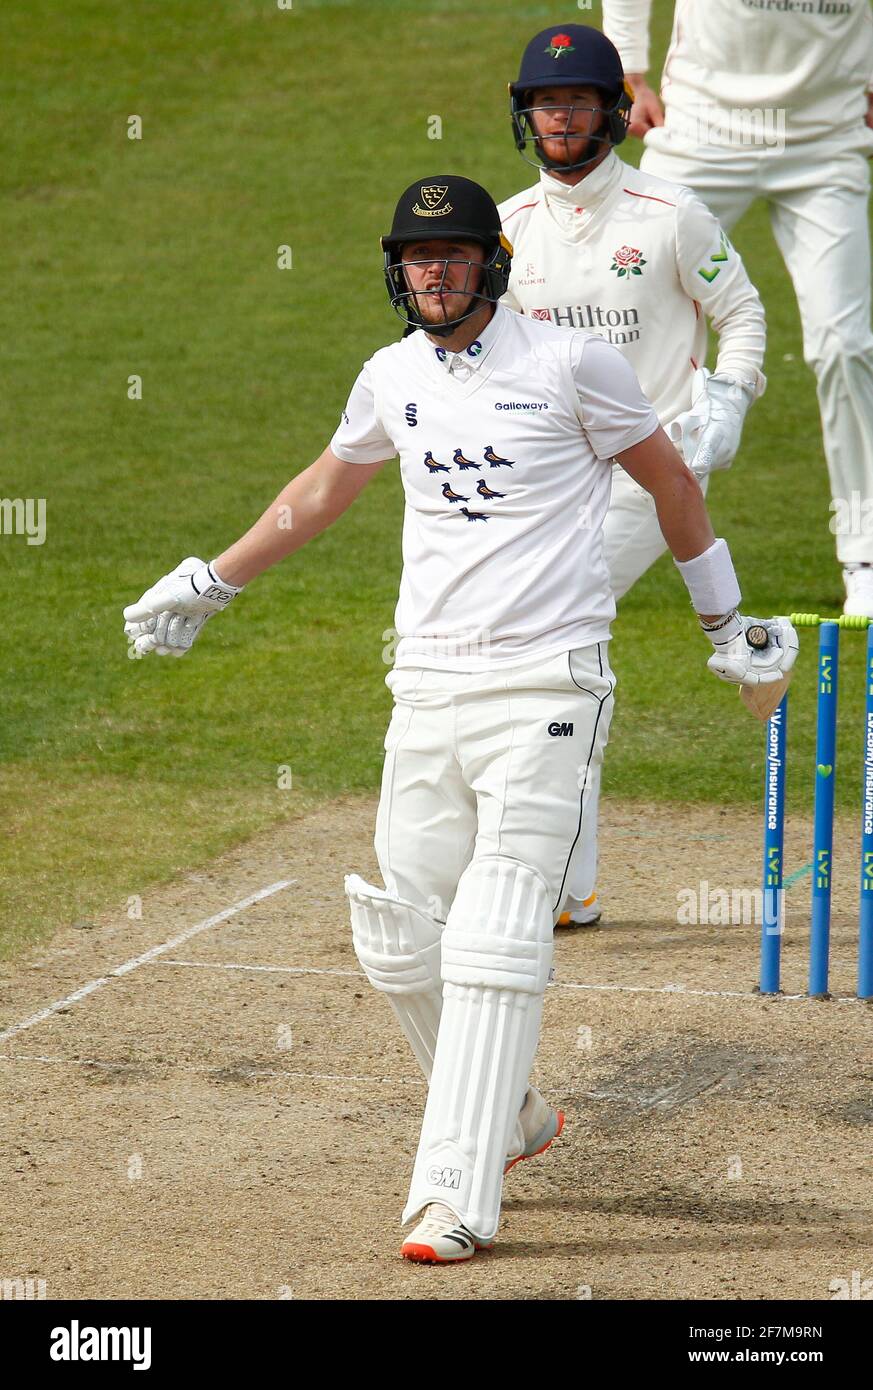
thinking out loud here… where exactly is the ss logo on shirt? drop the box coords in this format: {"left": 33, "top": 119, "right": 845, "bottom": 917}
{"left": 405, "top": 402, "right": 418, "bottom": 427}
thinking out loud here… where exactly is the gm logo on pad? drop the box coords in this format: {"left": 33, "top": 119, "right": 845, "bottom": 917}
{"left": 426, "top": 1165, "right": 461, "bottom": 1189}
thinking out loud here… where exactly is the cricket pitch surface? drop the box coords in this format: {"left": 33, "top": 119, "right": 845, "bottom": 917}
{"left": 1, "top": 798, "right": 871, "bottom": 1301}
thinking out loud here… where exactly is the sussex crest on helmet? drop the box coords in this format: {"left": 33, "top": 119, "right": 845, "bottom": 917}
{"left": 417, "top": 184, "right": 450, "bottom": 212}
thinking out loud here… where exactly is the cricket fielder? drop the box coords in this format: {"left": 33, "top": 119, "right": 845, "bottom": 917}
{"left": 603, "top": 0, "right": 873, "bottom": 616}
{"left": 500, "top": 23, "right": 766, "bottom": 924}
{"left": 122, "top": 176, "right": 796, "bottom": 1263}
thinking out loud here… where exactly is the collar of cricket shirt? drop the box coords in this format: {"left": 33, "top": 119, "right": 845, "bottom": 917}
{"left": 428, "top": 302, "right": 504, "bottom": 379}
{"left": 539, "top": 149, "right": 622, "bottom": 222}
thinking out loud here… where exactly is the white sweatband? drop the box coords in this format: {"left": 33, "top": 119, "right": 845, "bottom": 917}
{"left": 674, "top": 538, "right": 741, "bottom": 616}
{"left": 201, "top": 560, "right": 243, "bottom": 600}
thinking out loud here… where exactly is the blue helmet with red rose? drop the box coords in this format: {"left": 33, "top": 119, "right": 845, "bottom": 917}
{"left": 509, "top": 25, "right": 633, "bottom": 173}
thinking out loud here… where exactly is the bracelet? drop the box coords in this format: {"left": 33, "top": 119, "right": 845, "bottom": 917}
{"left": 698, "top": 610, "right": 739, "bottom": 634}
{"left": 699, "top": 610, "right": 744, "bottom": 645}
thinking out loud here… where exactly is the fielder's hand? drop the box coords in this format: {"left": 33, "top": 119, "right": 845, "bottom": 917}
{"left": 123, "top": 557, "right": 242, "bottom": 658}
{"left": 667, "top": 370, "right": 755, "bottom": 477}
{"left": 624, "top": 74, "right": 665, "bottom": 139}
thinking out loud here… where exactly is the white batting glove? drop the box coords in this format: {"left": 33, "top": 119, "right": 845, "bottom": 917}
{"left": 123, "top": 557, "right": 242, "bottom": 658}
{"left": 667, "top": 370, "right": 755, "bottom": 477}
{"left": 703, "top": 613, "right": 799, "bottom": 687}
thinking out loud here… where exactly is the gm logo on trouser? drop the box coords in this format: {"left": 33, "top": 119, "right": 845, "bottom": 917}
{"left": 374, "top": 644, "right": 615, "bottom": 920}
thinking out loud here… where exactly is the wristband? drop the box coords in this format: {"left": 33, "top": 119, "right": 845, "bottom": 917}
{"left": 674, "top": 538, "right": 741, "bottom": 616}
{"left": 191, "top": 561, "right": 243, "bottom": 608}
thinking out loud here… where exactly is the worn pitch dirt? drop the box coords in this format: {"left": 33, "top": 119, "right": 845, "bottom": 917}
{"left": 1, "top": 797, "right": 871, "bottom": 1301}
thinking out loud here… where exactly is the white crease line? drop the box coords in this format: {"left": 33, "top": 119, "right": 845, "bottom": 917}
{"left": 156, "top": 958, "right": 363, "bottom": 979}
{"left": 0, "top": 1052, "right": 424, "bottom": 1087}
{"left": 0, "top": 880, "right": 296, "bottom": 1045}
{"left": 553, "top": 982, "right": 863, "bottom": 1003}
{"left": 144, "top": 958, "right": 862, "bottom": 1003}
{"left": 553, "top": 981, "right": 799, "bottom": 1000}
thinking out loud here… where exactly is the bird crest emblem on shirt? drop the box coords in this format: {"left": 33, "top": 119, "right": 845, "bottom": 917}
{"left": 610, "top": 245, "right": 646, "bottom": 277}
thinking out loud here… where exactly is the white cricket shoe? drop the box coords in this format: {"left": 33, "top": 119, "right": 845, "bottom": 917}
{"left": 401, "top": 1090, "right": 564, "bottom": 1262}
{"left": 504, "top": 1086, "right": 565, "bottom": 1174}
{"left": 401, "top": 1203, "right": 492, "bottom": 1263}
{"left": 557, "top": 892, "right": 601, "bottom": 928}
{"left": 843, "top": 566, "right": 873, "bottom": 619}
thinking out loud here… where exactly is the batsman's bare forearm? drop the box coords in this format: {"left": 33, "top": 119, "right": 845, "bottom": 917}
{"left": 647, "top": 459, "right": 715, "bottom": 563}
{"left": 615, "top": 429, "right": 723, "bottom": 621}
{"left": 213, "top": 447, "right": 386, "bottom": 587}
{"left": 616, "top": 429, "right": 715, "bottom": 562}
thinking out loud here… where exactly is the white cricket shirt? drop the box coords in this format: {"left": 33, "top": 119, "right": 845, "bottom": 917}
{"left": 603, "top": 0, "right": 873, "bottom": 145}
{"left": 330, "top": 303, "right": 659, "bottom": 671}
{"left": 498, "top": 152, "right": 766, "bottom": 424}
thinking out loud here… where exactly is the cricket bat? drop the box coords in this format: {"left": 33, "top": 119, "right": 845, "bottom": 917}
{"left": 739, "top": 673, "right": 792, "bottom": 722}
{"left": 738, "top": 622, "right": 792, "bottom": 720}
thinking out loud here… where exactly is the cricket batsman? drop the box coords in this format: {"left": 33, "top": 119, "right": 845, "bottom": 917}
{"left": 603, "top": 0, "right": 873, "bottom": 616}
{"left": 499, "top": 22, "right": 767, "bottom": 925}
{"left": 122, "top": 175, "right": 796, "bottom": 1263}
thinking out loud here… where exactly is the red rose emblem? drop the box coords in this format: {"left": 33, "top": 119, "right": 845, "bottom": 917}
{"left": 546, "top": 33, "right": 575, "bottom": 58}
{"left": 610, "top": 245, "right": 647, "bottom": 277}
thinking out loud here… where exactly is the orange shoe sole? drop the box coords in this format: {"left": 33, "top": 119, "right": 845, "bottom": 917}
{"left": 401, "top": 1242, "right": 466, "bottom": 1264}
{"left": 401, "top": 1239, "right": 492, "bottom": 1264}
{"left": 503, "top": 1109, "right": 565, "bottom": 1175}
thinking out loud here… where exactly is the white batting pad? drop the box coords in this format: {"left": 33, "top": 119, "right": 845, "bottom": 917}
{"left": 401, "top": 855, "right": 554, "bottom": 1240}
{"left": 346, "top": 874, "right": 443, "bottom": 1079}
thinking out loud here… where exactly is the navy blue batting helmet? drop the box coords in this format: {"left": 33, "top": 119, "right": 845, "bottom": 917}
{"left": 509, "top": 25, "right": 633, "bottom": 173}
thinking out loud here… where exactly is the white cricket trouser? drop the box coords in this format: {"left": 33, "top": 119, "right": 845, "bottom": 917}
{"left": 376, "top": 644, "right": 615, "bottom": 919}
{"left": 375, "top": 645, "right": 614, "bottom": 1233}
{"left": 642, "top": 129, "right": 873, "bottom": 566}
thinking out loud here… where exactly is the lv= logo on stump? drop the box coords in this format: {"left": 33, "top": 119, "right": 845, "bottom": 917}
{"left": 759, "top": 614, "right": 873, "bottom": 1000}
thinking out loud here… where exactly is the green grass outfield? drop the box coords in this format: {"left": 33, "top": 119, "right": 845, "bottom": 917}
{"left": 2, "top": 0, "right": 868, "bottom": 957}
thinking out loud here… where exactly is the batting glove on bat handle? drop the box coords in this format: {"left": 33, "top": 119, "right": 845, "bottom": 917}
{"left": 704, "top": 614, "right": 799, "bottom": 687}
